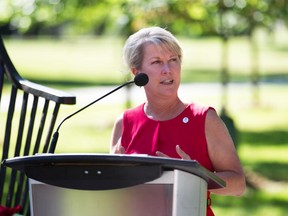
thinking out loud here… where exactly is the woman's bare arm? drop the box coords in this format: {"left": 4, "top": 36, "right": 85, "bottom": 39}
{"left": 205, "top": 109, "right": 246, "bottom": 196}
{"left": 110, "top": 114, "right": 125, "bottom": 154}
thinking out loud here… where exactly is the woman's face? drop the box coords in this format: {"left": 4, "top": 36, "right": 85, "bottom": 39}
{"left": 135, "top": 43, "right": 181, "bottom": 99}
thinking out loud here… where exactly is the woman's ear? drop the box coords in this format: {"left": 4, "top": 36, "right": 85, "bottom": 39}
{"left": 131, "top": 68, "right": 138, "bottom": 76}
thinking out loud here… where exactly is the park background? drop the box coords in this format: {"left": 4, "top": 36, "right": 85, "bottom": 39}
{"left": 1, "top": 0, "right": 288, "bottom": 215}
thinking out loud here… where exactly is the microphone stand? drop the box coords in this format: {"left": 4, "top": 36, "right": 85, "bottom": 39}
{"left": 48, "top": 80, "right": 134, "bottom": 153}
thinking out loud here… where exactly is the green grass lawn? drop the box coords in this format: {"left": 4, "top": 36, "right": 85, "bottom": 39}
{"left": 1, "top": 30, "right": 288, "bottom": 215}
{"left": 212, "top": 85, "right": 288, "bottom": 216}
{"left": 3, "top": 27, "right": 288, "bottom": 86}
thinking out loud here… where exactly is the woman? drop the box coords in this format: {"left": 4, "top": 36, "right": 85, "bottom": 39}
{"left": 110, "top": 26, "right": 245, "bottom": 215}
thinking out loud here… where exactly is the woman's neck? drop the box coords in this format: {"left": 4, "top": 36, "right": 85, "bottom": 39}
{"left": 144, "top": 98, "right": 186, "bottom": 121}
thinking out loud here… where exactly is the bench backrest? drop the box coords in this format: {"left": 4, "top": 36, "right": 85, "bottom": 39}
{"left": 0, "top": 36, "right": 76, "bottom": 214}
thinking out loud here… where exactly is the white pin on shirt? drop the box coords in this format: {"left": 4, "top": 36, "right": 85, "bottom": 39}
{"left": 182, "top": 117, "right": 189, "bottom": 123}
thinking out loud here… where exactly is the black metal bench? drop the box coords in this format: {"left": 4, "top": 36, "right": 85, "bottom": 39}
{"left": 0, "top": 35, "right": 76, "bottom": 215}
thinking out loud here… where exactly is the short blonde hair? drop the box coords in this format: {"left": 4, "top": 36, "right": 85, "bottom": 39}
{"left": 123, "top": 27, "right": 182, "bottom": 70}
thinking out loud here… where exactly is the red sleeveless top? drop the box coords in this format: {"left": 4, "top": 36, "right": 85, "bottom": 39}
{"left": 121, "top": 103, "right": 216, "bottom": 216}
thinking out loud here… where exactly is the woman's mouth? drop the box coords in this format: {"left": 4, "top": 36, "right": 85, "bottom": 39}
{"left": 160, "top": 79, "right": 173, "bottom": 85}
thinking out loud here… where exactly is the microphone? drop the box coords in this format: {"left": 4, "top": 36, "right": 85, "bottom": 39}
{"left": 48, "top": 73, "right": 149, "bottom": 153}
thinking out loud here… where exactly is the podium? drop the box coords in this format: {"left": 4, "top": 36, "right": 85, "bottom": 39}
{"left": 3, "top": 153, "right": 225, "bottom": 216}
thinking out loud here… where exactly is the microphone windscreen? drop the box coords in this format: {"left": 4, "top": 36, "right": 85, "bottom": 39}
{"left": 134, "top": 73, "right": 149, "bottom": 86}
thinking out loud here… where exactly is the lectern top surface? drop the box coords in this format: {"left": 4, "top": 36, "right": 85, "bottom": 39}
{"left": 3, "top": 153, "right": 225, "bottom": 190}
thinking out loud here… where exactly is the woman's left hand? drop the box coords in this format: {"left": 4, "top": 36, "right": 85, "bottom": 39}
{"left": 156, "top": 145, "right": 191, "bottom": 160}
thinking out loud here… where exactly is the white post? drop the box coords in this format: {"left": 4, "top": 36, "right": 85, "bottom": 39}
{"left": 172, "top": 170, "right": 207, "bottom": 216}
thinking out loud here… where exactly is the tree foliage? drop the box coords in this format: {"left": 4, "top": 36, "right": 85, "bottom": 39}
{"left": 0, "top": 0, "right": 287, "bottom": 37}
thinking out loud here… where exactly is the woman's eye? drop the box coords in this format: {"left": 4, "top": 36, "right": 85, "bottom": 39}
{"left": 152, "top": 60, "right": 161, "bottom": 64}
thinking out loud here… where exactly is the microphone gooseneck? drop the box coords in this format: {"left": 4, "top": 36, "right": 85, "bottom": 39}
{"left": 48, "top": 73, "right": 149, "bottom": 153}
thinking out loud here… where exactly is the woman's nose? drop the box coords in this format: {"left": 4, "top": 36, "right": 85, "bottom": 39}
{"left": 161, "top": 62, "right": 171, "bottom": 74}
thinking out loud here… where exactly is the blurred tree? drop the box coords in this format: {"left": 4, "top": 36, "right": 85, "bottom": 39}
{"left": 0, "top": 0, "right": 117, "bottom": 36}
{"left": 2, "top": 0, "right": 286, "bottom": 108}
{"left": 1, "top": 0, "right": 287, "bottom": 38}
{"left": 214, "top": 0, "right": 288, "bottom": 106}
